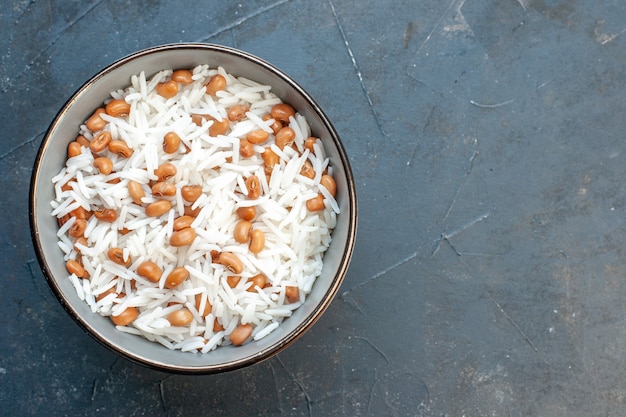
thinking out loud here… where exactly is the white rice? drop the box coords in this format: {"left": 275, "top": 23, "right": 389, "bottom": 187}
{"left": 51, "top": 64, "right": 338, "bottom": 353}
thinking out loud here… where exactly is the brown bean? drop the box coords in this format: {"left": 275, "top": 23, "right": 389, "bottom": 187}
{"left": 107, "top": 247, "right": 131, "bottom": 267}
{"left": 300, "top": 160, "right": 315, "bottom": 179}
{"left": 320, "top": 174, "right": 337, "bottom": 197}
{"left": 85, "top": 108, "right": 107, "bottom": 132}
{"left": 137, "top": 260, "right": 162, "bottom": 283}
{"left": 184, "top": 204, "right": 201, "bottom": 218}
{"left": 145, "top": 200, "right": 172, "bottom": 217}
{"left": 162, "top": 131, "right": 181, "bottom": 154}
{"left": 271, "top": 103, "right": 296, "bottom": 124}
{"left": 245, "top": 175, "right": 261, "bottom": 199}
{"left": 95, "top": 286, "right": 117, "bottom": 302}
{"left": 236, "top": 206, "right": 256, "bottom": 221}
{"left": 181, "top": 185, "right": 202, "bottom": 202}
{"left": 127, "top": 180, "right": 145, "bottom": 205}
{"left": 105, "top": 99, "right": 131, "bottom": 117}
{"left": 170, "top": 227, "right": 196, "bottom": 247}
{"left": 275, "top": 126, "right": 296, "bottom": 150}
{"left": 167, "top": 308, "right": 193, "bottom": 326}
{"left": 195, "top": 293, "right": 212, "bottom": 316}
{"left": 306, "top": 194, "right": 325, "bottom": 211}
{"left": 68, "top": 218, "right": 87, "bottom": 238}
{"left": 165, "top": 267, "right": 189, "bottom": 289}
{"left": 73, "top": 236, "right": 88, "bottom": 253}
{"left": 249, "top": 229, "right": 265, "bottom": 254}
{"left": 93, "top": 157, "right": 113, "bottom": 175}
{"left": 171, "top": 69, "right": 193, "bottom": 84}
{"left": 227, "top": 104, "right": 249, "bottom": 122}
{"left": 66, "top": 259, "right": 86, "bottom": 278}
{"left": 262, "top": 147, "right": 279, "bottom": 174}
{"left": 239, "top": 139, "right": 255, "bottom": 158}
{"left": 218, "top": 252, "right": 244, "bottom": 274}
{"left": 94, "top": 208, "right": 117, "bottom": 222}
{"left": 67, "top": 141, "right": 82, "bottom": 158}
{"left": 247, "top": 274, "right": 266, "bottom": 292}
{"left": 246, "top": 129, "right": 269, "bottom": 145}
{"left": 233, "top": 220, "right": 252, "bottom": 243}
{"left": 304, "top": 137, "right": 317, "bottom": 153}
{"left": 226, "top": 275, "right": 241, "bottom": 288}
{"left": 262, "top": 114, "right": 283, "bottom": 135}
{"left": 156, "top": 80, "right": 179, "bottom": 98}
{"left": 89, "top": 131, "right": 111, "bottom": 153}
{"left": 76, "top": 135, "right": 90, "bottom": 148}
{"left": 70, "top": 205, "right": 91, "bottom": 220}
{"left": 151, "top": 181, "right": 176, "bottom": 197}
{"left": 205, "top": 74, "right": 227, "bottom": 95}
{"left": 111, "top": 306, "right": 138, "bottom": 326}
{"left": 154, "top": 162, "right": 177, "bottom": 182}
{"left": 208, "top": 117, "right": 230, "bottom": 136}
{"left": 229, "top": 323, "right": 253, "bottom": 346}
{"left": 108, "top": 140, "right": 134, "bottom": 158}
{"left": 285, "top": 286, "right": 300, "bottom": 303}
{"left": 173, "top": 215, "right": 194, "bottom": 231}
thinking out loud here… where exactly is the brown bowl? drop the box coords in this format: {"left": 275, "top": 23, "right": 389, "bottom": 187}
{"left": 29, "top": 43, "right": 357, "bottom": 374}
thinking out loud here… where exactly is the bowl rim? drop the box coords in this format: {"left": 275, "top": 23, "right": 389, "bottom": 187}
{"left": 29, "top": 42, "right": 357, "bottom": 373}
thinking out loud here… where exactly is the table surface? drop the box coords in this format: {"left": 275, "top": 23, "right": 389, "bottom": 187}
{"left": 4, "top": 0, "right": 626, "bottom": 416}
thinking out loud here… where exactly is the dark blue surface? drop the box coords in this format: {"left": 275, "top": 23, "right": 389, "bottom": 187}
{"left": 4, "top": 0, "right": 626, "bottom": 415}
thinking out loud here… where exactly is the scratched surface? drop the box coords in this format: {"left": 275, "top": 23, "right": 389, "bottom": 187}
{"left": 3, "top": 0, "right": 626, "bottom": 415}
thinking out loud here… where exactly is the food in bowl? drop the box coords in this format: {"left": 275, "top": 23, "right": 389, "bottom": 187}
{"left": 50, "top": 63, "right": 339, "bottom": 353}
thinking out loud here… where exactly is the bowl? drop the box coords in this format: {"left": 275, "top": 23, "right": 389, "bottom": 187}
{"left": 29, "top": 43, "right": 357, "bottom": 374}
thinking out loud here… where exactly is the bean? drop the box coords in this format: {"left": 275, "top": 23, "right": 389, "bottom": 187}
{"left": 167, "top": 308, "right": 193, "bottom": 326}
{"left": 239, "top": 139, "right": 255, "bottom": 158}
{"left": 205, "top": 74, "right": 226, "bottom": 95}
{"left": 306, "top": 194, "right": 325, "bottom": 211}
{"left": 249, "top": 229, "right": 265, "bottom": 254}
{"left": 151, "top": 181, "right": 176, "bottom": 197}
{"left": 171, "top": 69, "right": 193, "bottom": 84}
{"left": 195, "top": 293, "right": 212, "bottom": 316}
{"left": 271, "top": 103, "right": 296, "bottom": 124}
{"left": 127, "top": 180, "right": 145, "bottom": 205}
{"left": 93, "top": 157, "right": 113, "bottom": 175}
{"left": 68, "top": 218, "right": 87, "bottom": 238}
{"left": 162, "top": 131, "right": 181, "bottom": 154}
{"left": 170, "top": 227, "right": 196, "bottom": 247}
{"left": 156, "top": 79, "right": 179, "bottom": 98}
{"left": 229, "top": 323, "right": 253, "bottom": 346}
{"left": 137, "top": 260, "right": 162, "bottom": 283}
{"left": 233, "top": 220, "right": 252, "bottom": 243}
{"left": 285, "top": 286, "right": 300, "bottom": 303}
{"left": 245, "top": 175, "right": 261, "bottom": 199}
{"left": 227, "top": 104, "right": 249, "bottom": 122}
{"left": 246, "top": 129, "right": 269, "bottom": 145}
{"left": 262, "top": 147, "right": 279, "bottom": 174}
{"left": 145, "top": 200, "right": 171, "bottom": 217}
{"left": 320, "top": 174, "right": 337, "bottom": 196}
{"left": 275, "top": 126, "right": 296, "bottom": 150}
{"left": 154, "top": 162, "right": 177, "bottom": 182}
{"left": 218, "top": 252, "right": 244, "bottom": 274}
{"left": 89, "top": 131, "right": 111, "bottom": 153}
{"left": 107, "top": 247, "right": 131, "bottom": 267}
{"left": 118, "top": 227, "right": 131, "bottom": 235}
{"left": 208, "top": 117, "right": 230, "bottom": 136}
{"left": 214, "top": 319, "right": 225, "bottom": 332}
{"left": 70, "top": 205, "right": 91, "bottom": 220}
{"left": 108, "top": 140, "right": 134, "bottom": 158}
{"left": 263, "top": 114, "right": 283, "bottom": 135}
{"left": 67, "top": 141, "right": 82, "bottom": 158}
{"left": 95, "top": 286, "right": 117, "bottom": 302}
{"left": 300, "top": 160, "right": 315, "bottom": 179}
{"left": 184, "top": 204, "right": 201, "bottom": 218}
{"left": 226, "top": 275, "right": 241, "bottom": 288}
{"left": 165, "top": 266, "right": 189, "bottom": 289}
{"left": 304, "top": 137, "right": 317, "bottom": 153}
{"left": 173, "top": 215, "right": 194, "bottom": 231}
{"left": 236, "top": 206, "right": 256, "bottom": 221}
{"left": 105, "top": 99, "right": 131, "bottom": 117}
{"left": 73, "top": 236, "right": 88, "bottom": 253}
{"left": 85, "top": 108, "right": 107, "bottom": 132}
{"left": 76, "top": 135, "right": 90, "bottom": 148}
{"left": 181, "top": 185, "right": 202, "bottom": 202}
{"left": 247, "top": 274, "right": 266, "bottom": 292}
{"left": 111, "top": 306, "right": 138, "bottom": 326}
{"left": 94, "top": 208, "right": 117, "bottom": 222}
{"left": 66, "top": 259, "right": 86, "bottom": 278}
